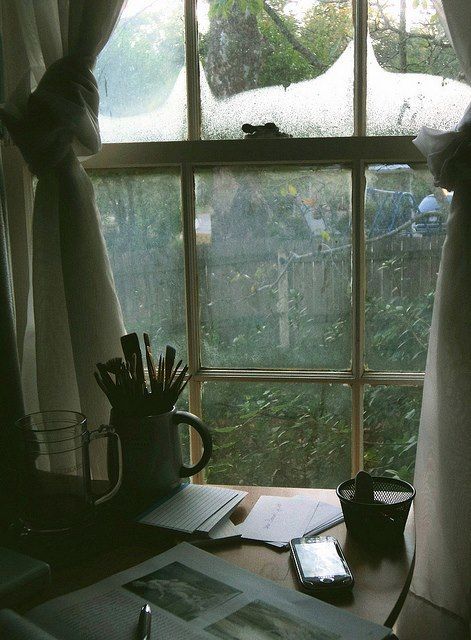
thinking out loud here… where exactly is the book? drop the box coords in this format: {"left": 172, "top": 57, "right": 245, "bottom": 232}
{"left": 11, "top": 542, "right": 393, "bottom": 640}
{"left": 0, "top": 547, "right": 50, "bottom": 608}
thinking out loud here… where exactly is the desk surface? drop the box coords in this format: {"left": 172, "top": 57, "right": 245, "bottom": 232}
{"left": 17, "top": 485, "right": 415, "bottom": 629}
{"left": 211, "top": 486, "right": 415, "bottom": 628}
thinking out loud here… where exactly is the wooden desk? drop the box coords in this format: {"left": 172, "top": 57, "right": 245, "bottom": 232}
{"left": 13, "top": 486, "right": 414, "bottom": 629}
{"left": 211, "top": 487, "right": 415, "bottom": 628}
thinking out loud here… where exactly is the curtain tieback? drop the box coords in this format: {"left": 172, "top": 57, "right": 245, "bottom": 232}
{"left": 0, "top": 55, "right": 100, "bottom": 177}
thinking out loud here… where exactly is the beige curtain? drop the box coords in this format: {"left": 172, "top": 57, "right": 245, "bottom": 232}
{"left": 0, "top": 1, "right": 126, "bottom": 433}
{"left": 396, "top": 1, "right": 471, "bottom": 638}
{"left": 0, "top": 164, "right": 24, "bottom": 525}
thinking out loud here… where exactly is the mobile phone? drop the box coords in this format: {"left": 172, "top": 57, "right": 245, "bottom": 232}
{"left": 290, "top": 536, "right": 354, "bottom": 592}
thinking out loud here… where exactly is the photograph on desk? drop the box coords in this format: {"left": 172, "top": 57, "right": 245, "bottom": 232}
{"left": 207, "top": 599, "right": 338, "bottom": 640}
{"left": 124, "top": 561, "right": 242, "bottom": 621}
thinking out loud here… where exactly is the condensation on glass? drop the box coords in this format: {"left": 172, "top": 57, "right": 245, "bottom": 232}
{"left": 195, "top": 165, "right": 352, "bottom": 370}
{"left": 90, "top": 169, "right": 187, "bottom": 359}
{"left": 203, "top": 381, "right": 351, "bottom": 488}
{"left": 363, "top": 385, "right": 422, "bottom": 483}
{"left": 96, "top": 0, "right": 187, "bottom": 142}
{"left": 95, "top": 0, "right": 471, "bottom": 142}
{"left": 364, "top": 163, "right": 449, "bottom": 372}
{"left": 367, "top": 0, "right": 471, "bottom": 135}
{"left": 197, "top": 0, "right": 354, "bottom": 139}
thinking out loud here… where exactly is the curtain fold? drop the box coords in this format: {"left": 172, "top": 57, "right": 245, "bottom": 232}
{"left": 0, "top": 1, "right": 126, "bottom": 440}
{"left": 0, "top": 165, "right": 25, "bottom": 526}
{"left": 396, "top": 2, "right": 471, "bottom": 638}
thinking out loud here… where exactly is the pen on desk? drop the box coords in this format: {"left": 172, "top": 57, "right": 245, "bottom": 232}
{"left": 138, "top": 603, "right": 152, "bottom": 640}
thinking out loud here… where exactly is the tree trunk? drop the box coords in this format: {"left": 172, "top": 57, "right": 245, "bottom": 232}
{"left": 205, "top": 1, "right": 263, "bottom": 98}
{"left": 399, "top": 0, "right": 407, "bottom": 72}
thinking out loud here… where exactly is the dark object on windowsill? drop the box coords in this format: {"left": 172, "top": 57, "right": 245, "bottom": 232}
{"left": 0, "top": 547, "right": 50, "bottom": 608}
{"left": 242, "top": 122, "right": 292, "bottom": 139}
{"left": 337, "top": 476, "right": 415, "bottom": 547}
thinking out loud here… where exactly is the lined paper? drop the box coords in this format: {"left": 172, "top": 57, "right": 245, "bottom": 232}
{"left": 138, "top": 485, "right": 245, "bottom": 533}
{"left": 197, "top": 491, "right": 247, "bottom": 533}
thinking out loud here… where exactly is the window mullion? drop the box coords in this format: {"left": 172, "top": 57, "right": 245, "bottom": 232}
{"left": 351, "top": 159, "right": 366, "bottom": 474}
{"left": 185, "top": 0, "right": 201, "bottom": 141}
{"left": 353, "top": 0, "right": 368, "bottom": 136}
{"left": 181, "top": 163, "right": 201, "bottom": 377}
{"left": 181, "top": 163, "right": 204, "bottom": 480}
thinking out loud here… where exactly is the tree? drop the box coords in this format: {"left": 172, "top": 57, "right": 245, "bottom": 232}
{"left": 95, "top": 7, "right": 184, "bottom": 117}
{"left": 204, "top": 0, "right": 263, "bottom": 97}
{"left": 369, "top": 0, "right": 461, "bottom": 79}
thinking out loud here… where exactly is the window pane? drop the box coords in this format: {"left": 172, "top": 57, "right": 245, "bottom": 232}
{"left": 196, "top": 166, "right": 352, "bottom": 369}
{"left": 367, "top": 0, "right": 471, "bottom": 135}
{"left": 203, "top": 381, "right": 351, "bottom": 488}
{"left": 365, "top": 164, "right": 448, "bottom": 371}
{"left": 91, "top": 170, "right": 187, "bottom": 359}
{"left": 198, "top": 1, "right": 354, "bottom": 139}
{"left": 96, "top": 0, "right": 186, "bottom": 142}
{"left": 364, "top": 385, "right": 421, "bottom": 483}
{"left": 176, "top": 386, "right": 191, "bottom": 470}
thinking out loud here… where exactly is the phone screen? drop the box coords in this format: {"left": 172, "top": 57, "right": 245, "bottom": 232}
{"left": 295, "top": 539, "right": 347, "bottom": 578}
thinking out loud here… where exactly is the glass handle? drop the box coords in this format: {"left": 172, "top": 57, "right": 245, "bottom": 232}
{"left": 89, "top": 426, "right": 123, "bottom": 506}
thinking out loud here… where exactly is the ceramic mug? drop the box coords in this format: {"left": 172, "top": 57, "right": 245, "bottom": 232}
{"left": 110, "top": 407, "right": 212, "bottom": 507}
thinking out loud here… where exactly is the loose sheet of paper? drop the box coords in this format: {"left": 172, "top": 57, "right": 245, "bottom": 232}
{"left": 265, "top": 499, "right": 344, "bottom": 548}
{"left": 138, "top": 484, "right": 244, "bottom": 533}
{"left": 305, "top": 501, "right": 343, "bottom": 535}
{"left": 237, "top": 495, "right": 319, "bottom": 543}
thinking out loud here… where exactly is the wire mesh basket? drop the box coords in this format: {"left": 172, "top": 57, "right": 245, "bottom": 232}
{"left": 336, "top": 476, "right": 415, "bottom": 545}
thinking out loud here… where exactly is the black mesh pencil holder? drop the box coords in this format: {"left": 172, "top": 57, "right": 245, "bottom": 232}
{"left": 336, "top": 477, "right": 415, "bottom": 546}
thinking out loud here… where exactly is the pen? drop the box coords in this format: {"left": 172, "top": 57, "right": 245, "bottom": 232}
{"left": 138, "top": 603, "right": 152, "bottom": 640}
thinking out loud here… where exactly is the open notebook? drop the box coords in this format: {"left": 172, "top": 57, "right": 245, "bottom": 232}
{"left": 2, "top": 543, "right": 394, "bottom": 640}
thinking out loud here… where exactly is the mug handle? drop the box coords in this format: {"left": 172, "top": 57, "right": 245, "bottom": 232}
{"left": 173, "top": 411, "right": 213, "bottom": 477}
{"left": 89, "top": 426, "right": 123, "bottom": 506}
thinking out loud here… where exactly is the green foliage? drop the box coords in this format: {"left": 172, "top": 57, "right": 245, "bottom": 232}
{"left": 301, "top": 2, "right": 353, "bottom": 67}
{"left": 366, "top": 284, "right": 433, "bottom": 370}
{"left": 91, "top": 162, "right": 442, "bottom": 487}
{"left": 204, "top": 383, "right": 351, "bottom": 488}
{"left": 363, "top": 385, "right": 422, "bottom": 481}
{"left": 369, "top": 1, "right": 461, "bottom": 79}
{"left": 257, "top": 14, "right": 315, "bottom": 88}
{"left": 202, "top": 0, "right": 353, "bottom": 91}
{"left": 209, "top": 0, "right": 264, "bottom": 19}
{"left": 92, "top": 1, "right": 457, "bottom": 487}
{"left": 95, "top": 9, "right": 184, "bottom": 117}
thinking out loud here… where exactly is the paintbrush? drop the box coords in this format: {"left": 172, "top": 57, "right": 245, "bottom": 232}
{"left": 95, "top": 334, "right": 190, "bottom": 417}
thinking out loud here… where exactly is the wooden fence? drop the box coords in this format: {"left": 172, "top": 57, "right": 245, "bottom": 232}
{"left": 109, "top": 234, "right": 445, "bottom": 347}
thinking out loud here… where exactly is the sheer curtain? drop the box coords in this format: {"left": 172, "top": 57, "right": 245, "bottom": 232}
{"left": 0, "top": 2, "right": 126, "bottom": 441}
{"left": 396, "top": 1, "right": 471, "bottom": 638}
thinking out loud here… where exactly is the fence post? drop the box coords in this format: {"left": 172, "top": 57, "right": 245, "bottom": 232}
{"left": 277, "top": 250, "right": 290, "bottom": 349}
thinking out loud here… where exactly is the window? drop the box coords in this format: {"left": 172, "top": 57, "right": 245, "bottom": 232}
{"left": 87, "top": 0, "right": 466, "bottom": 488}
